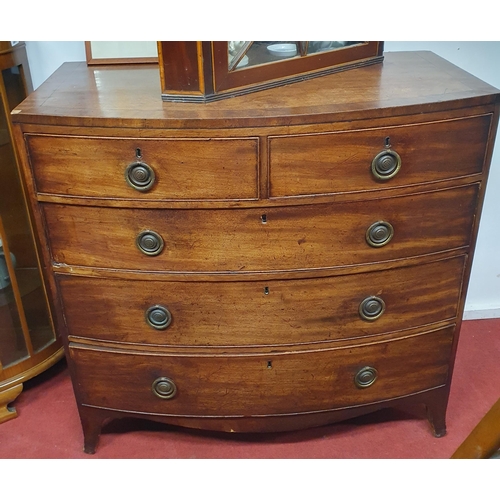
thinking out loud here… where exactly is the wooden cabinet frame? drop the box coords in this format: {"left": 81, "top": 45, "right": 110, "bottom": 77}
{"left": 158, "top": 41, "right": 383, "bottom": 102}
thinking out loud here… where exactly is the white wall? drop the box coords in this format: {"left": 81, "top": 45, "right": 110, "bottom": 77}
{"left": 25, "top": 42, "right": 86, "bottom": 90}
{"left": 23, "top": 41, "right": 500, "bottom": 318}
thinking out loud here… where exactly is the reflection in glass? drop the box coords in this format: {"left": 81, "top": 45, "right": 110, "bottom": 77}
{"left": 0, "top": 269, "right": 29, "bottom": 368}
{"left": 228, "top": 41, "right": 365, "bottom": 72}
{"left": 2, "top": 66, "right": 26, "bottom": 110}
{"left": 0, "top": 67, "right": 55, "bottom": 368}
{"left": 307, "top": 41, "right": 363, "bottom": 54}
{"left": 228, "top": 41, "right": 251, "bottom": 70}
{"left": 228, "top": 41, "right": 300, "bottom": 71}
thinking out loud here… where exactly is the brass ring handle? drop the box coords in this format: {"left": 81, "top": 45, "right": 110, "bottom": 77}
{"left": 366, "top": 221, "right": 394, "bottom": 248}
{"left": 136, "top": 230, "right": 164, "bottom": 256}
{"left": 354, "top": 366, "right": 378, "bottom": 388}
{"left": 359, "top": 296, "right": 386, "bottom": 321}
{"left": 125, "top": 161, "right": 156, "bottom": 192}
{"left": 146, "top": 305, "right": 172, "bottom": 330}
{"left": 371, "top": 150, "right": 401, "bottom": 181}
{"left": 152, "top": 377, "right": 177, "bottom": 399}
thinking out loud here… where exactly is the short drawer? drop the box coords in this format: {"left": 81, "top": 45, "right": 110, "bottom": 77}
{"left": 69, "top": 326, "right": 454, "bottom": 417}
{"left": 269, "top": 115, "right": 491, "bottom": 197}
{"left": 59, "top": 256, "right": 465, "bottom": 347}
{"left": 26, "top": 134, "right": 259, "bottom": 200}
{"left": 44, "top": 184, "right": 478, "bottom": 272}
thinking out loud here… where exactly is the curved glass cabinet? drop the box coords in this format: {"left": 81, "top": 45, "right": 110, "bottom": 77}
{"left": 0, "top": 41, "right": 64, "bottom": 424}
{"left": 158, "top": 41, "right": 383, "bottom": 102}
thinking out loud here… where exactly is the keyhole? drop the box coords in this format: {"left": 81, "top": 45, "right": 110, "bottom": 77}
{"left": 267, "top": 361, "right": 272, "bottom": 369}
{"left": 264, "top": 286, "right": 269, "bottom": 295}
{"left": 384, "top": 136, "right": 391, "bottom": 148}
{"left": 136, "top": 148, "right": 142, "bottom": 158}
{"left": 261, "top": 214, "right": 267, "bottom": 224}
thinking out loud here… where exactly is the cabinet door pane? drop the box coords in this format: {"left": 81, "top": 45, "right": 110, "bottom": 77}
{"left": 0, "top": 71, "right": 54, "bottom": 363}
{"left": 0, "top": 284, "right": 28, "bottom": 368}
{"left": 307, "top": 41, "right": 363, "bottom": 55}
{"left": 228, "top": 41, "right": 299, "bottom": 70}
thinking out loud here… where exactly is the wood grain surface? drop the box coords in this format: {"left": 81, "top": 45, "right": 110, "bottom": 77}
{"left": 11, "top": 52, "right": 500, "bottom": 129}
{"left": 43, "top": 184, "right": 478, "bottom": 273}
{"left": 27, "top": 134, "right": 259, "bottom": 200}
{"left": 58, "top": 256, "right": 465, "bottom": 347}
{"left": 70, "top": 326, "right": 454, "bottom": 417}
{"left": 269, "top": 114, "right": 491, "bottom": 197}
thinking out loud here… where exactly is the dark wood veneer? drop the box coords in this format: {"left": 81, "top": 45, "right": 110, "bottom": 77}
{"left": 70, "top": 326, "right": 454, "bottom": 417}
{"left": 42, "top": 185, "right": 478, "bottom": 273}
{"left": 58, "top": 256, "right": 465, "bottom": 348}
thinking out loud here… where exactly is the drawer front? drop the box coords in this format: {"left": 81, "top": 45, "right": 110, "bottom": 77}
{"left": 269, "top": 115, "right": 491, "bottom": 197}
{"left": 70, "top": 326, "right": 454, "bottom": 416}
{"left": 26, "top": 134, "right": 259, "bottom": 200}
{"left": 59, "top": 256, "right": 465, "bottom": 347}
{"left": 45, "top": 184, "right": 478, "bottom": 272}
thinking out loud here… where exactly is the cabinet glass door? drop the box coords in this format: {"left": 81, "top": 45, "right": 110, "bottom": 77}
{"left": 0, "top": 41, "right": 63, "bottom": 423}
{"left": 227, "top": 41, "right": 365, "bottom": 71}
{"left": 0, "top": 68, "right": 54, "bottom": 369}
{"left": 159, "top": 41, "right": 383, "bottom": 102}
{"left": 214, "top": 41, "right": 381, "bottom": 95}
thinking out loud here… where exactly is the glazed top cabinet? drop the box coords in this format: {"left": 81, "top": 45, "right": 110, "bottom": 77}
{"left": 11, "top": 51, "right": 500, "bottom": 454}
{"left": 157, "top": 41, "right": 383, "bottom": 101}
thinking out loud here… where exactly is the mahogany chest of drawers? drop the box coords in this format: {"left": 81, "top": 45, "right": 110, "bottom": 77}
{"left": 11, "top": 51, "right": 500, "bottom": 454}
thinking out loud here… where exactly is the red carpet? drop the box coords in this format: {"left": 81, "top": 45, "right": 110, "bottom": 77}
{"left": 1, "top": 318, "right": 499, "bottom": 459}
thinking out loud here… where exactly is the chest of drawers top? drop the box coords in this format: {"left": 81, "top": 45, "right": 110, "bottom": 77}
{"left": 12, "top": 51, "right": 499, "bottom": 130}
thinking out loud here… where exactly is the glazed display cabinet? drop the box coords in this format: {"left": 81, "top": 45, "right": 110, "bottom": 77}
{"left": 0, "top": 41, "right": 63, "bottom": 423}
{"left": 158, "top": 41, "right": 383, "bottom": 101}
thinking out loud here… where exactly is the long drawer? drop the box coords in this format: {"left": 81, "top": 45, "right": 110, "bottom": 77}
{"left": 70, "top": 326, "right": 454, "bottom": 417}
{"left": 44, "top": 184, "right": 478, "bottom": 272}
{"left": 269, "top": 114, "right": 491, "bottom": 197}
{"left": 25, "top": 134, "right": 259, "bottom": 201}
{"left": 59, "top": 256, "right": 465, "bottom": 347}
